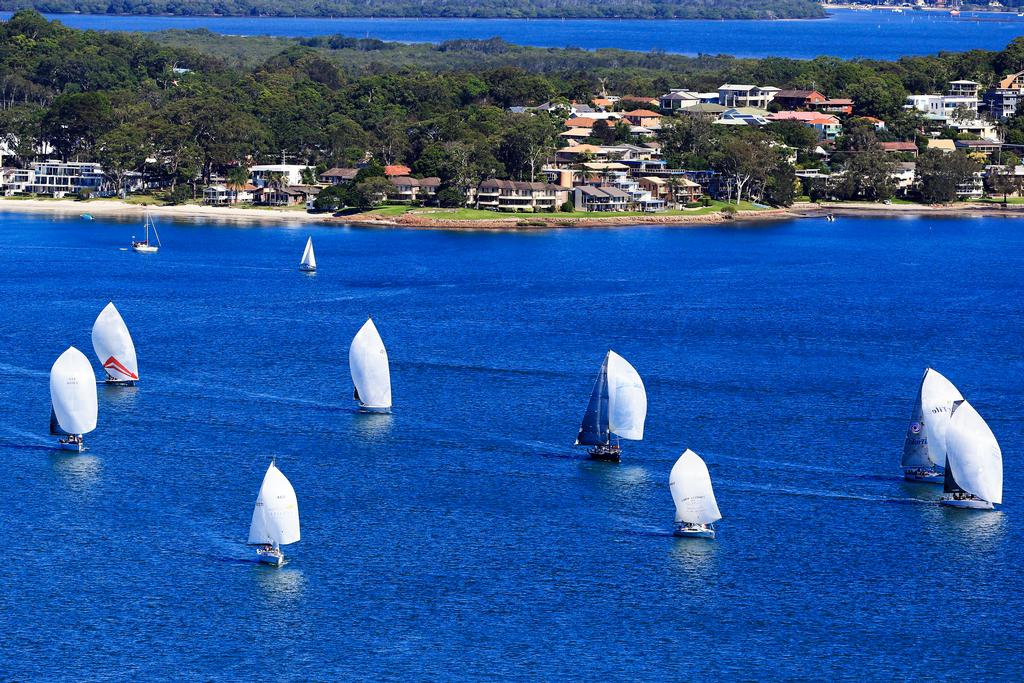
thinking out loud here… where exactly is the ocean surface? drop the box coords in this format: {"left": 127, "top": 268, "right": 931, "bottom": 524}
{"left": 1, "top": 210, "right": 1022, "bottom": 680}
{"left": 2, "top": 9, "right": 1024, "bottom": 59}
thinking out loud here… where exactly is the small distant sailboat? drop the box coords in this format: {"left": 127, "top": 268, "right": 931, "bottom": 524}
{"left": 902, "top": 368, "right": 964, "bottom": 483}
{"left": 575, "top": 350, "right": 647, "bottom": 462}
{"left": 49, "top": 347, "right": 98, "bottom": 452}
{"left": 942, "top": 400, "right": 1002, "bottom": 510}
{"left": 669, "top": 449, "right": 721, "bottom": 538}
{"left": 349, "top": 317, "right": 392, "bottom": 413}
{"left": 131, "top": 212, "right": 161, "bottom": 253}
{"left": 248, "top": 460, "right": 301, "bottom": 566}
{"left": 91, "top": 302, "right": 139, "bottom": 385}
{"left": 299, "top": 236, "right": 317, "bottom": 272}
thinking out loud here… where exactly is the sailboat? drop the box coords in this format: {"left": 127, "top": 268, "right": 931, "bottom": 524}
{"left": 575, "top": 350, "right": 647, "bottom": 462}
{"left": 349, "top": 317, "right": 392, "bottom": 413}
{"left": 49, "top": 347, "right": 98, "bottom": 452}
{"left": 248, "top": 460, "right": 301, "bottom": 566}
{"left": 902, "top": 368, "right": 964, "bottom": 483}
{"left": 91, "top": 302, "right": 139, "bottom": 385}
{"left": 942, "top": 400, "right": 1002, "bottom": 510}
{"left": 669, "top": 449, "right": 722, "bottom": 538}
{"left": 131, "top": 212, "right": 161, "bottom": 253}
{"left": 299, "top": 236, "right": 317, "bottom": 272}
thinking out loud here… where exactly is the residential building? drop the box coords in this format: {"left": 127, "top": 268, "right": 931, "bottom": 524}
{"left": 954, "top": 139, "right": 1002, "bottom": 160}
{"left": 766, "top": 111, "right": 843, "bottom": 140}
{"left": 997, "top": 70, "right": 1024, "bottom": 91}
{"left": 957, "top": 171, "right": 984, "bottom": 199}
{"left": 559, "top": 128, "right": 593, "bottom": 144}
{"left": 320, "top": 167, "right": 358, "bottom": 185}
{"left": 949, "top": 118, "right": 1000, "bottom": 141}
{"left": 621, "top": 109, "right": 663, "bottom": 128}
{"left": 678, "top": 103, "right": 728, "bottom": 119}
{"left": 475, "top": 179, "right": 567, "bottom": 212}
{"left": 717, "top": 108, "right": 770, "bottom": 126}
{"left": 387, "top": 176, "right": 441, "bottom": 203}
{"left": 383, "top": 164, "right": 413, "bottom": 177}
{"left": 891, "top": 162, "right": 917, "bottom": 193}
{"left": 27, "top": 161, "right": 105, "bottom": 196}
{"left": 637, "top": 176, "right": 702, "bottom": 206}
{"left": 926, "top": 138, "right": 957, "bottom": 153}
{"left": 659, "top": 90, "right": 702, "bottom": 111}
{"left": 772, "top": 89, "right": 827, "bottom": 110}
{"left": 1, "top": 167, "right": 34, "bottom": 195}
{"left": 948, "top": 80, "right": 982, "bottom": 98}
{"left": 256, "top": 185, "right": 321, "bottom": 206}
{"left": 564, "top": 117, "right": 598, "bottom": 129}
{"left": 880, "top": 141, "right": 919, "bottom": 157}
{"left": 249, "top": 164, "right": 313, "bottom": 187}
{"left": 815, "top": 98, "right": 854, "bottom": 116}
{"left": 573, "top": 185, "right": 630, "bottom": 212}
{"left": 982, "top": 88, "right": 1022, "bottom": 120}
{"left": 718, "top": 85, "right": 779, "bottom": 109}
{"left": 203, "top": 183, "right": 257, "bottom": 205}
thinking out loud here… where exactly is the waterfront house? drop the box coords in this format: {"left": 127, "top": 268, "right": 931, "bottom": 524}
{"left": 475, "top": 179, "right": 567, "bottom": 212}
{"left": 954, "top": 139, "right": 1002, "bottom": 159}
{"left": 27, "top": 161, "right": 105, "bottom": 197}
{"left": 204, "top": 182, "right": 257, "bottom": 205}
{"left": 387, "top": 176, "right": 442, "bottom": 203}
{"left": 957, "top": 171, "right": 985, "bottom": 199}
{"left": 891, "top": 162, "right": 917, "bottom": 193}
{"left": 637, "top": 176, "right": 702, "bottom": 206}
{"left": 0, "top": 167, "right": 33, "bottom": 195}
{"left": 718, "top": 85, "right": 779, "bottom": 109}
{"left": 250, "top": 164, "right": 313, "bottom": 188}
{"left": 256, "top": 185, "right": 321, "bottom": 207}
{"left": 320, "top": 167, "right": 358, "bottom": 185}
{"left": 573, "top": 185, "right": 630, "bottom": 212}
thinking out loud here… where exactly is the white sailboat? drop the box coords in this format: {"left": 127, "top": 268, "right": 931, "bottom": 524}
{"left": 248, "top": 461, "right": 301, "bottom": 566}
{"left": 299, "top": 236, "right": 317, "bottom": 272}
{"left": 49, "top": 347, "right": 98, "bottom": 452}
{"left": 349, "top": 317, "right": 392, "bottom": 413}
{"left": 669, "top": 449, "right": 722, "bottom": 538}
{"left": 902, "top": 368, "right": 964, "bottom": 483}
{"left": 942, "top": 400, "right": 1002, "bottom": 510}
{"left": 575, "top": 350, "right": 647, "bottom": 462}
{"left": 91, "top": 302, "right": 139, "bottom": 385}
{"left": 131, "top": 212, "right": 161, "bottom": 253}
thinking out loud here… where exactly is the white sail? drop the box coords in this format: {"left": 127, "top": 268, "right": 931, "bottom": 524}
{"left": 919, "top": 368, "right": 965, "bottom": 468}
{"left": 669, "top": 449, "right": 722, "bottom": 525}
{"left": 49, "top": 347, "right": 98, "bottom": 435}
{"left": 300, "top": 236, "right": 316, "bottom": 269}
{"left": 248, "top": 462, "right": 301, "bottom": 546}
{"left": 946, "top": 400, "right": 1002, "bottom": 504}
{"left": 606, "top": 350, "right": 646, "bottom": 441}
{"left": 91, "top": 302, "right": 139, "bottom": 382}
{"left": 349, "top": 317, "right": 392, "bottom": 410}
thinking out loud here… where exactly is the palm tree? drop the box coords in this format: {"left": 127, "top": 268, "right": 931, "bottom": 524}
{"left": 225, "top": 166, "right": 250, "bottom": 204}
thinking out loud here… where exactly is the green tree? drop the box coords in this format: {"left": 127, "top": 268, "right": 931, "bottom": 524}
{"left": 917, "top": 149, "right": 981, "bottom": 204}
{"left": 225, "top": 166, "right": 251, "bottom": 204}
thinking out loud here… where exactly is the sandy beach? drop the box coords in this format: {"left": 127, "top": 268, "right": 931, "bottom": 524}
{"left": 3, "top": 197, "right": 1023, "bottom": 230}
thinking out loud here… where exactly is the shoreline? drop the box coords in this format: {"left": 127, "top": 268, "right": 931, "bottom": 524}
{"left": 4, "top": 197, "right": 1024, "bottom": 230}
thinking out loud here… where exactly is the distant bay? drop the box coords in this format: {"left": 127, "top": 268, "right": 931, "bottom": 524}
{"left": 3, "top": 9, "right": 1024, "bottom": 59}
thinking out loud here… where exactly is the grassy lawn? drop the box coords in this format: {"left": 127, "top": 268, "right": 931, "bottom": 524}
{"left": 364, "top": 200, "right": 769, "bottom": 221}
{"left": 970, "top": 197, "right": 1024, "bottom": 205}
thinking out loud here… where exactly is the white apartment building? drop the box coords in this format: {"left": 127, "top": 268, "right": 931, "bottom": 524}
{"left": 249, "top": 164, "right": 314, "bottom": 187}
{"left": 26, "top": 161, "right": 104, "bottom": 196}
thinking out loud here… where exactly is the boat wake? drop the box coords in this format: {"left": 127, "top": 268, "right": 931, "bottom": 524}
{"left": 724, "top": 481, "right": 936, "bottom": 505}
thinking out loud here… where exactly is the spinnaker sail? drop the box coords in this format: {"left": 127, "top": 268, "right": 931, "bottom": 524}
{"left": 248, "top": 462, "right": 301, "bottom": 546}
{"left": 49, "top": 347, "right": 98, "bottom": 435}
{"left": 669, "top": 449, "right": 722, "bottom": 526}
{"left": 91, "top": 302, "right": 139, "bottom": 382}
{"left": 349, "top": 317, "right": 392, "bottom": 410}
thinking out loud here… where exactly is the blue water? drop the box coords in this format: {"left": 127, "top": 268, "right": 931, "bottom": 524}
{"left": 2, "top": 9, "right": 1023, "bottom": 59}
{"left": 1, "top": 210, "right": 1022, "bottom": 679}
